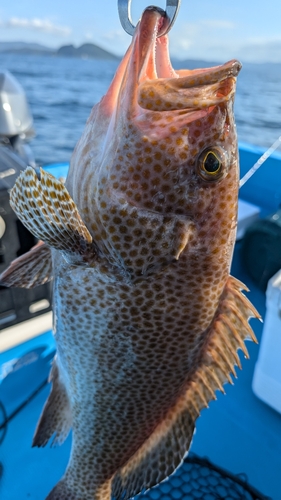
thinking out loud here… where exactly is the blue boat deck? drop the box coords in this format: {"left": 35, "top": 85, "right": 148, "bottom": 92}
{"left": 1, "top": 143, "right": 281, "bottom": 499}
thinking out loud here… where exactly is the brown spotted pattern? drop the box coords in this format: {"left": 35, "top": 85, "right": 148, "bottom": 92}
{"left": 70, "top": 101, "right": 238, "bottom": 281}
{"left": 111, "top": 276, "right": 259, "bottom": 500}
{"left": 2, "top": 8, "right": 260, "bottom": 500}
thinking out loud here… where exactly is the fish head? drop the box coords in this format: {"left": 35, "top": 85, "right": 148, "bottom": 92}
{"left": 68, "top": 8, "right": 242, "bottom": 278}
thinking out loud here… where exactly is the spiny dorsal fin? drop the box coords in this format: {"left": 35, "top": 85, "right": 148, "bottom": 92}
{"left": 185, "top": 274, "right": 260, "bottom": 419}
{"left": 0, "top": 242, "right": 52, "bottom": 288}
{"left": 111, "top": 275, "right": 260, "bottom": 500}
{"left": 32, "top": 358, "right": 71, "bottom": 448}
{"left": 10, "top": 167, "right": 93, "bottom": 256}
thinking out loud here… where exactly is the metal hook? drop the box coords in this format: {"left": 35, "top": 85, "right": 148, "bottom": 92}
{"left": 118, "top": 0, "right": 181, "bottom": 38}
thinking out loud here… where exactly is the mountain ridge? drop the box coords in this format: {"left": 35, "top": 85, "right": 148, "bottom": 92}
{"left": 0, "top": 41, "right": 119, "bottom": 59}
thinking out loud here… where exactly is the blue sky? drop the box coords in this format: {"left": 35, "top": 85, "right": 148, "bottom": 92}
{"left": 1, "top": 0, "right": 281, "bottom": 62}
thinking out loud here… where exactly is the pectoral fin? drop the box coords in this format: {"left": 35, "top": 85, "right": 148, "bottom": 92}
{"left": 33, "top": 358, "right": 71, "bottom": 447}
{"left": 10, "top": 167, "right": 93, "bottom": 257}
{"left": 0, "top": 241, "right": 52, "bottom": 288}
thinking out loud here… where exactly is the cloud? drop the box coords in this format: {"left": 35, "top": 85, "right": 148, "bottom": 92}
{"left": 200, "top": 20, "right": 235, "bottom": 30}
{"left": 5, "top": 17, "right": 71, "bottom": 36}
{"left": 168, "top": 19, "right": 281, "bottom": 63}
{"left": 169, "top": 19, "right": 236, "bottom": 58}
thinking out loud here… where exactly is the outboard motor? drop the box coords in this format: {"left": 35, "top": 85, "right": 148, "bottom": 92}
{"left": 0, "top": 71, "right": 33, "bottom": 136}
{"left": 0, "top": 70, "right": 35, "bottom": 176}
{"left": 0, "top": 71, "right": 52, "bottom": 330}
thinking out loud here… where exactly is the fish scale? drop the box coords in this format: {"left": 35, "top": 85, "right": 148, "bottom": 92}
{"left": 0, "top": 7, "right": 259, "bottom": 500}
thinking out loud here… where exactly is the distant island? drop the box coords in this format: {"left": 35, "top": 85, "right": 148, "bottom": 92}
{"left": 0, "top": 42, "right": 219, "bottom": 68}
{"left": 0, "top": 41, "right": 119, "bottom": 60}
{"left": 57, "top": 43, "right": 118, "bottom": 60}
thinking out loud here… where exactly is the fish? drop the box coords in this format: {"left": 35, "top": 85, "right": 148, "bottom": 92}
{"left": 0, "top": 7, "right": 260, "bottom": 500}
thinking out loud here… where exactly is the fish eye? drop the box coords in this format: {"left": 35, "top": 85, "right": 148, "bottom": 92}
{"left": 197, "top": 147, "right": 227, "bottom": 182}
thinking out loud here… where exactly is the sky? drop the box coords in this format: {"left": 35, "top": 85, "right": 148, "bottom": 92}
{"left": 0, "top": 0, "right": 281, "bottom": 63}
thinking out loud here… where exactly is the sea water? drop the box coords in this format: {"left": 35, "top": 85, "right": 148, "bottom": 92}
{"left": 0, "top": 53, "right": 280, "bottom": 165}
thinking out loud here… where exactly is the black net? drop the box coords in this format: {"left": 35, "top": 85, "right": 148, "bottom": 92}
{"left": 134, "top": 455, "right": 270, "bottom": 500}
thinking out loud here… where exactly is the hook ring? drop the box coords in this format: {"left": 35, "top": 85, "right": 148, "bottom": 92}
{"left": 118, "top": 0, "right": 181, "bottom": 37}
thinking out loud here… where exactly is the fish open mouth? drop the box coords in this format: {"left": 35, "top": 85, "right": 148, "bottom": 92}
{"left": 101, "top": 7, "right": 241, "bottom": 123}
{"left": 133, "top": 7, "right": 242, "bottom": 113}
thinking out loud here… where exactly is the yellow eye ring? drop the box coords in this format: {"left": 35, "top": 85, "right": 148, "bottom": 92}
{"left": 197, "top": 147, "right": 227, "bottom": 182}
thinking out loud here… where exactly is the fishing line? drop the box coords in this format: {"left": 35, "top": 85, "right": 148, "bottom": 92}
{"left": 0, "top": 400, "right": 8, "bottom": 445}
{"left": 239, "top": 136, "right": 281, "bottom": 188}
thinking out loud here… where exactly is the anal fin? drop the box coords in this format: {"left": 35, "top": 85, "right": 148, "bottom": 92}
{"left": 0, "top": 241, "right": 52, "bottom": 288}
{"left": 10, "top": 167, "right": 93, "bottom": 258}
{"left": 33, "top": 358, "right": 71, "bottom": 447}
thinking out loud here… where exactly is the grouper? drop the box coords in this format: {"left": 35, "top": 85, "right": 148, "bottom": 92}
{"left": 0, "top": 7, "right": 259, "bottom": 500}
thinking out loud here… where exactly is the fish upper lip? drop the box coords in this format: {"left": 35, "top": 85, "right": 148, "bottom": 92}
{"left": 134, "top": 9, "right": 241, "bottom": 112}
{"left": 174, "top": 60, "right": 242, "bottom": 89}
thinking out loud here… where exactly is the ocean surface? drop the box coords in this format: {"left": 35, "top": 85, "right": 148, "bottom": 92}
{"left": 0, "top": 53, "right": 280, "bottom": 165}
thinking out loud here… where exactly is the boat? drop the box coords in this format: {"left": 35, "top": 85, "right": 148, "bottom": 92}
{"left": 0, "top": 71, "right": 280, "bottom": 500}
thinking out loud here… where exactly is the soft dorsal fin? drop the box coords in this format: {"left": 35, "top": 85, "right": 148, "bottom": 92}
{"left": 111, "top": 275, "right": 260, "bottom": 500}
{"left": 0, "top": 242, "right": 52, "bottom": 288}
{"left": 10, "top": 167, "right": 93, "bottom": 257}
